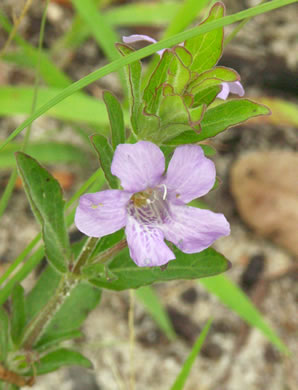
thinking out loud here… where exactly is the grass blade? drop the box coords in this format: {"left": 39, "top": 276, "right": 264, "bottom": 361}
{"left": 170, "top": 319, "right": 212, "bottom": 390}
{"left": 199, "top": 275, "right": 288, "bottom": 354}
{"left": 136, "top": 286, "right": 176, "bottom": 341}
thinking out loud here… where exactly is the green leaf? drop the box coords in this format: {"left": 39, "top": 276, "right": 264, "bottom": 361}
{"left": 0, "top": 142, "right": 88, "bottom": 169}
{"left": 25, "top": 265, "right": 60, "bottom": 322}
{"left": 27, "top": 348, "right": 92, "bottom": 375}
{"left": 91, "top": 134, "right": 118, "bottom": 189}
{"left": 185, "top": 2, "right": 224, "bottom": 73}
{"left": 0, "top": 307, "right": 9, "bottom": 362}
{"left": 0, "top": 86, "right": 110, "bottom": 127}
{"left": 170, "top": 319, "right": 212, "bottom": 390}
{"left": 136, "top": 286, "right": 176, "bottom": 341}
{"left": 11, "top": 284, "right": 26, "bottom": 346}
{"left": 143, "top": 50, "right": 173, "bottom": 115}
{"left": 199, "top": 275, "right": 288, "bottom": 354}
{"left": 35, "top": 330, "right": 83, "bottom": 351}
{"left": 16, "top": 153, "right": 71, "bottom": 273}
{"left": 116, "top": 44, "right": 142, "bottom": 133}
{"left": 89, "top": 247, "right": 230, "bottom": 291}
{"left": 37, "top": 281, "right": 101, "bottom": 347}
{"left": 167, "top": 99, "right": 271, "bottom": 145}
{"left": 103, "top": 91, "right": 125, "bottom": 149}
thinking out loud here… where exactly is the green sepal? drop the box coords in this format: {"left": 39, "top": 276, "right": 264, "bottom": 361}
{"left": 89, "top": 247, "right": 230, "bottom": 291}
{"left": 103, "top": 91, "right": 125, "bottom": 149}
{"left": 15, "top": 153, "right": 71, "bottom": 273}
{"left": 91, "top": 134, "right": 118, "bottom": 189}
{"left": 11, "top": 284, "right": 26, "bottom": 347}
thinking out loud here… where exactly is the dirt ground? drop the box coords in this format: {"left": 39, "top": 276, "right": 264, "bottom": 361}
{"left": 0, "top": 1, "right": 297, "bottom": 389}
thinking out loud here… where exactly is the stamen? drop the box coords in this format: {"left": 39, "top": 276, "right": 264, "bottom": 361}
{"left": 162, "top": 184, "right": 167, "bottom": 200}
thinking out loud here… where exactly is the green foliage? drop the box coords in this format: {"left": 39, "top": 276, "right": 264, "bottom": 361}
{"left": 11, "top": 285, "right": 26, "bottom": 347}
{"left": 200, "top": 275, "right": 288, "bottom": 354}
{"left": 103, "top": 91, "right": 125, "bottom": 149}
{"left": 185, "top": 2, "right": 224, "bottom": 73}
{"left": 0, "top": 307, "right": 9, "bottom": 362}
{"left": 165, "top": 99, "right": 270, "bottom": 145}
{"left": 136, "top": 286, "right": 176, "bottom": 341}
{"left": 91, "top": 135, "right": 118, "bottom": 189}
{"left": 26, "top": 266, "right": 101, "bottom": 349}
{"left": 37, "top": 280, "right": 101, "bottom": 349}
{"left": 26, "top": 348, "right": 92, "bottom": 375}
{"left": 170, "top": 319, "right": 212, "bottom": 389}
{"left": 89, "top": 247, "right": 230, "bottom": 291}
{"left": 16, "top": 153, "right": 71, "bottom": 273}
{"left": 116, "top": 44, "right": 142, "bottom": 134}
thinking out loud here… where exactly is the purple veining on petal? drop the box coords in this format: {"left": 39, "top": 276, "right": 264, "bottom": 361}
{"left": 125, "top": 215, "right": 175, "bottom": 267}
{"left": 217, "top": 81, "right": 245, "bottom": 100}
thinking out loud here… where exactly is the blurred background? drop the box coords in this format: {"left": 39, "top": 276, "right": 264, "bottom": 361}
{"left": 0, "top": 1, "right": 297, "bottom": 389}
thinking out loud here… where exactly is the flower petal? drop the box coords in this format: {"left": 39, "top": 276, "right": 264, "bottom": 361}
{"left": 217, "top": 81, "right": 245, "bottom": 100}
{"left": 123, "top": 34, "right": 157, "bottom": 45}
{"left": 164, "top": 145, "right": 216, "bottom": 203}
{"left": 75, "top": 190, "right": 131, "bottom": 237}
{"left": 111, "top": 141, "right": 165, "bottom": 192}
{"left": 162, "top": 204, "right": 230, "bottom": 253}
{"left": 122, "top": 34, "right": 165, "bottom": 56}
{"left": 125, "top": 216, "right": 175, "bottom": 267}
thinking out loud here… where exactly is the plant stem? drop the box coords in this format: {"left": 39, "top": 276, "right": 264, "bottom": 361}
{"left": 22, "top": 273, "right": 78, "bottom": 350}
{"left": 21, "top": 237, "right": 127, "bottom": 350}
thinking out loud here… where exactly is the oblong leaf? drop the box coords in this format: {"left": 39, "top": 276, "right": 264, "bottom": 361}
{"left": 16, "top": 153, "right": 71, "bottom": 273}
{"left": 27, "top": 348, "right": 92, "bottom": 375}
{"left": 103, "top": 91, "right": 125, "bottom": 149}
{"left": 166, "top": 99, "right": 271, "bottom": 145}
{"left": 116, "top": 43, "right": 142, "bottom": 133}
{"left": 185, "top": 2, "right": 224, "bottom": 73}
{"left": 89, "top": 247, "right": 230, "bottom": 291}
{"left": 11, "top": 284, "right": 26, "bottom": 346}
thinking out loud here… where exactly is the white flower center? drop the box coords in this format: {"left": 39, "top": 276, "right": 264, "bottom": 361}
{"left": 127, "top": 185, "right": 169, "bottom": 225}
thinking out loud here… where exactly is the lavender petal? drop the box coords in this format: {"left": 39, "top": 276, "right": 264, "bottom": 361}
{"left": 163, "top": 145, "right": 216, "bottom": 204}
{"left": 162, "top": 204, "right": 230, "bottom": 253}
{"left": 125, "top": 216, "right": 175, "bottom": 267}
{"left": 111, "top": 141, "right": 165, "bottom": 192}
{"left": 75, "top": 190, "right": 131, "bottom": 237}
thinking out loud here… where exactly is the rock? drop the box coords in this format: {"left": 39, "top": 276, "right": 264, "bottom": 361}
{"left": 230, "top": 151, "right": 298, "bottom": 257}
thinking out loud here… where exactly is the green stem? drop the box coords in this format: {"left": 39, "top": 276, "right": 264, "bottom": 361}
{"left": 22, "top": 273, "right": 78, "bottom": 350}
{"left": 72, "top": 237, "right": 99, "bottom": 274}
{"left": 92, "top": 238, "right": 127, "bottom": 264}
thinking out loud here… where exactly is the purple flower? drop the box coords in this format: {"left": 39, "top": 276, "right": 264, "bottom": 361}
{"left": 217, "top": 81, "right": 245, "bottom": 100}
{"left": 75, "top": 142, "right": 230, "bottom": 267}
{"left": 122, "top": 34, "right": 244, "bottom": 100}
